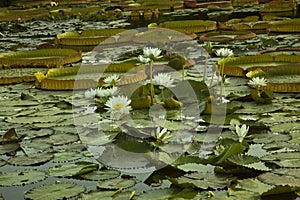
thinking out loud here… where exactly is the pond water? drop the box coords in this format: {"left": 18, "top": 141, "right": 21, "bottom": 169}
{"left": 0, "top": 1, "right": 300, "bottom": 200}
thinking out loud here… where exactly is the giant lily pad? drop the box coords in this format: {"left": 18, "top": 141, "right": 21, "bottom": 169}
{"left": 34, "top": 62, "right": 147, "bottom": 90}
{"left": 220, "top": 54, "right": 300, "bottom": 77}
{"left": 200, "top": 30, "right": 256, "bottom": 42}
{"left": 0, "top": 49, "right": 82, "bottom": 68}
{"left": 0, "top": 68, "right": 48, "bottom": 85}
{"left": 159, "top": 20, "right": 217, "bottom": 33}
{"left": 55, "top": 29, "right": 137, "bottom": 48}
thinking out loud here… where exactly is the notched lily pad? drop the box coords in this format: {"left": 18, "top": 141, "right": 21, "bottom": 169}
{"left": 80, "top": 169, "right": 120, "bottom": 181}
{"left": 25, "top": 182, "right": 86, "bottom": 200}
{"left": 96, "top": 177, "right": 136, "bottom": 190}
{"left": 48, "top": 162, "right": 99, "bottom": 177}
{"left": 7, "top": 152, "right": 54, "bottom": 166}
{"left": 0, "top": 170, "right": 46, "bottom": 186}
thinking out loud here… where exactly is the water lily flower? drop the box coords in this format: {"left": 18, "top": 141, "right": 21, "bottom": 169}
{"left": 58, "top": 10, "right": 65, "bottom": 15}
{"left": 105, "top": 95, "right": 132, "bottom": 119}
{"left": 152, "top": 73, "right": 175, "bottom": 89}
{"left": 143, "top": 47, "right": 162, "bottom": 59}
{"left": 215, "top": 48, "right": 234, "bottom": 58}
{"left": 248, "top": 77, "right": 267, "bottom": 88}
{"left": 165, "top": 51, "right": 172, "bottom": 56}
{"left": 104, "top": 74, "right": 120, "bottom": 86}
{"left": 96, "top": 87, "right": 118, "bottom": 98}
{"left": 235, "top": 124, "right": 249, "bottom": 143}
{"left": 50, "top": 1, "right": 58, "bottom": 7}
{"left": 217, "top": 96, "right": 230, "bottom": 104}
{"left": 152, "top": 127, "right": 172, "bottom": 143}
{"left": 138, "top": 55, "right": 150, "bottom": 63}
{"left": 83, "top": 105, "right": 97, "bottom": 114}
{"left": 84, "top": 88, "right": 97, "bottom": 99}
{"left": 204, "top": 42, "right": 213, "bottom": 52}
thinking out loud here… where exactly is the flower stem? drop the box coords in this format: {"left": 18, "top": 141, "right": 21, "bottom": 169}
{"left": 150, "top": 59, "right": 155, "bottom": 104}
{"left": 203, "top": 52, "right": 208, "bottom": 82}
{"left": 182, "top": 65, "right": 185, "bottom": 80}
{"left": 161, "top": 89, "right": 165, "bottom": 101}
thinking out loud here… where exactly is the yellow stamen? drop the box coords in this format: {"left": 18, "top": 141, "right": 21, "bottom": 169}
{"left": 113, "top": 103, "right": 124, "bottom": 110}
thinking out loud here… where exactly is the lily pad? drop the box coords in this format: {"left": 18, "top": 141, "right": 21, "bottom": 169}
{"left": 7, "top": 152, "right": 54, "bottom": 166}
{"left": 0, "top": 49, "right": 82, "bottom": 68}
{"left": 97, "top": 177, "right": 136, "bottom": 190}
{"left": 48, "top": 162, "right": 99, "bottom": 177}
{"left": 0, "top": 170, "right": 46, "bottom": 186}
{"left": 234, "top": 178, "right": 275, "bottom": 195}
{"left": 80, "top": 169, "right": 120, "bottom": 181}
{"left": 52, "top": 152, "right": 83, "bottom": 163}
{"left": 174, "top": 172, "right": 235, "bottom": 190}
{"left": 25, "top": 182, "right": 86, "bottom": 200}
{"left": 200, "top": 30, "right": 256, "bottom": 42}
{"left": 0, "top": 68, "right": 48, "bottom": 85}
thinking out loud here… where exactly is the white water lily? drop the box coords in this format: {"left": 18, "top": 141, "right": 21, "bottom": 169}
{"left": 83, "top": 105, "right": 97, "bottom": 114}
{"left": 248, "top": 77, "right": 267, "bottom": 88}
{"left": 138, "top": 55, "right": 150, "bottom": 63}
{"left": 104, "top": 74, "right": 120, "bottom": 86}
{"left": 105, "top": 95, "right": 132, "bottom": 119}
{"left": 143, "top": 47, "right": 162, "bottom": 59}
{"left": 84, "top": 88, "right": 97, "bottom": 99}
{"left": 215, "top": 48, "right": 234, "bottom": 58}
{"left": 152, "top": 73, "right": 175, "bottom": 89}
{"left": 152, "top": 127, "right": 172, "bottom": 143}
{"left": 96, "top": 87, "right": 118, "bottom": 98}
{"left": 217, "top": 96, "right": 230, "bottom": 104}
{"left": 235, "top": 124, "right": 249, "bottom": 143}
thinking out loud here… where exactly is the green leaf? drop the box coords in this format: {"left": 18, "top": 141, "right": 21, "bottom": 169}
{"left": 177, "top": 163, "right": 214, "bottom": 173}
{"left": 96, "top": 177, "right": 136, "bottom": 190}
{"left": 234, "top": 178, "right": 275, "bottom": 195}
{"left": 246, "top": 144, "right": 270, "bottom": 158}
{"left": 0, "top": 170, "right": 46, "bottom": 186}
{"left": 174, "top": 172, "right": 235, "bottom": 190}
{"left": 7, "top": 152, "right": 54, "bottom": 166}
{"left": 258, "top": 171, "right": 300, "bottom": 187}
{"left": 48, "top": 162, "right": 99, "bottom": 177}
{"left": 25, "top": 182, "right": 86, "bottom": 200}
{"left": 208, "top": 143, "right": 246, "bottom": 164}
{"left": 80, "top": 169, "right": 120, "bottom": 181}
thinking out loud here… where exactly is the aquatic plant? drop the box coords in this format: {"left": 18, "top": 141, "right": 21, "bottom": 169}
{"left": 105, "top": 95, "right": 132, "bottom": 120}
{"left": 138, "top": 47, "right": 162, "bottom": 104}
{"left": 235, "top": 124, "right": 249, "bottom": 143}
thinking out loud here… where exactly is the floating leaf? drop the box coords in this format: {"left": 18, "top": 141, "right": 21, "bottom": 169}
{"left": 7, "top": 152, "right": 54, "bottom": 166}
{"left": 96, "top": 177, "right": 136, "bottom": 190}
{"left": 258, "top": 172, "right": 300, "bottom": 187}
{"left": 0, "top": 170, "right": 46, "bottom": 186}
{"left": 174, "top": 172, "right": 235, "bottom": 190}
{"left": 234, "top": 178, "right": 275, "bottom": 195}
{"left": 246, "top": 144, "right": 270, "bottom": 158}
{"left": 52, "top": 152, "right": 83, "bottom": 163}
{"left": 48, "top": 162, "right": 99, "bottom": 177}
{"left": 80, "top": 169, "right": 120, "bottom": 181}
{"left": 177, "top": 163, "right": 214, "bottom": 173}
{"left": 48, "top": 132, "right": 79, "bottom": 145}
{"left": 138, "top": 188, "right": 197, "bottom": 200}
{"left": 25, "top": 182, "right": 86, "bottom": 200}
